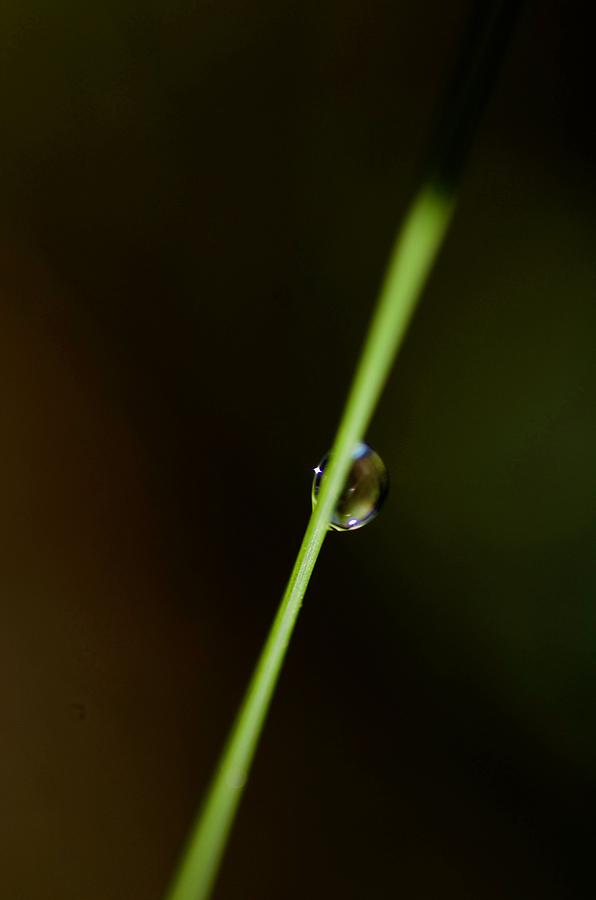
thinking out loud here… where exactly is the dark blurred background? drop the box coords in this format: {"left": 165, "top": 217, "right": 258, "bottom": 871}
{"left": 1, "top": 1, "right": 595, "bottom": 897}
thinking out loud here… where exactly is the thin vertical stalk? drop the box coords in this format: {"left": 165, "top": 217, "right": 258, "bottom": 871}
{"left": 163, "top": 4, "right": 522, "bottom": 899}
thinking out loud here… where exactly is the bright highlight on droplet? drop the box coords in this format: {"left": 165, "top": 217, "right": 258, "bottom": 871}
{"left": 311, "top": 442, "right": 389, "bottom": 532}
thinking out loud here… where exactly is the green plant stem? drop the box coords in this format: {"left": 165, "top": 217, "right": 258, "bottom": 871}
{"left": 163, "top": 5, "right": 521, "bottom": 899}
{"left": 164, "top": 182, "right": 454, "bottom": 900}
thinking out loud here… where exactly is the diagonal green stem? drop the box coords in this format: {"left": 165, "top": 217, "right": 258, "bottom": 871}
{"left": 163, "top": 4, "right": 521, "bottom": 899}
{"left": 164, "top": 182, "right": 453, "bottom": 900}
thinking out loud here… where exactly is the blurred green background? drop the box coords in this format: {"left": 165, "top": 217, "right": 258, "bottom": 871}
{"left": 1, "top": 1, "right": 595, "bottom": 897}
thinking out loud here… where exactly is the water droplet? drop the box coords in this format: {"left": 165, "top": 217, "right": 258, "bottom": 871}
{"left": 311, "top": 442, "right": 389, "bottom": 531}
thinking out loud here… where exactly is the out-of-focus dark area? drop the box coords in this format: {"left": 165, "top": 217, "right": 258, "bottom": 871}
{"left": 1, "top": 1, "right": 595, "bottom": 897}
